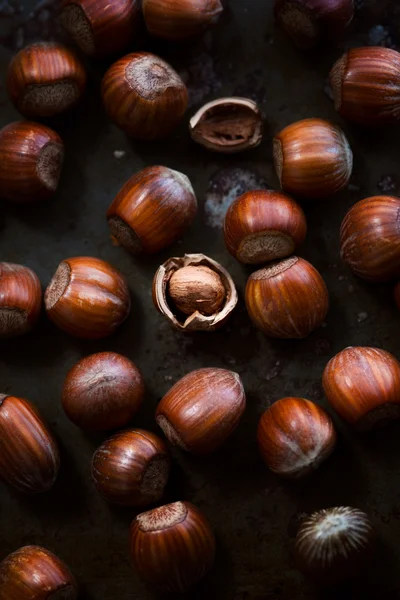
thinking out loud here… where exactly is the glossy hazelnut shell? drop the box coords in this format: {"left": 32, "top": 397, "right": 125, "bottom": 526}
{"left": 7, "top": 42, "right": 86, "bottom": 118}
{"left": 107, "top": 166, "right": 197, "bottom": 255}
{"left": 153, "top": 253, "right": 238, "bottom": 331}
{"left": 130, "top": 501, "right": 215, "bottom": 592}
{"left": 101, "top": 52, "right": 188, "bottom": 140}
{"left": 44, "top": 257, "right": 130, "bottom": 339}
{"left": 60, "top": 0, "right": 140, "bottom": 57}
{"left": 0, "top": 262, "right": 42, "bottom": 337}
{"left": 0, "top": 121, "right": 64, "bottom": 203}
{"left": 0, "top": 545, "right": 78, "bottom": 600}
{"left": 330, "top": 47, "right": 400, "bottom": 126}
{"left": 257, "top": 397, "right": 336, "bottom": 478}
{"left": 340, "top": 196, "right": 400, "bottom": 282}
{"left": 224, "top": 189, "right": 307, "bottom": 264}
{"left": 323, "top": 346, "right": 400, "bottom": 430}
{"left": 156, "top": 367, "right": 246, "bottom": 454}
{"left": 245, "top": 256, "right": 329, "bottom": 338}
{"left": 274, "top": 0, "right": 354, "bottom": 49}
{"left": 273, "top": 118, "right": 353, "bottom": 199}
{"left": 92, "top": 429, "right": 170, "bottom": 506}
{"left": 143, "top": 0, "right": 223, "bottom": 40}
{"left": 62, "top": 352, "right": 144, "bottom": 430}
{"left": 189, "top": 97, "right": 263, "bottom": 153}
{"left": 0, "top": 395, "right": 60, "bottom": 494}
{"left": 295, "top": 507, "right": 375, "bottom": 583}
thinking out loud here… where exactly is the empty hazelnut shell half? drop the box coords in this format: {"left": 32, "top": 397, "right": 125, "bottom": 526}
{"left": 189, "top": 97, "right": 263, "bottom": 153}
{"left": 152, "top": 253, "right": 238, "bottom": 332}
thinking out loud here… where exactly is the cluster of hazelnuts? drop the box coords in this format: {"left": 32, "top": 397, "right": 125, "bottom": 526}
{"left": 1, "top": 0, "right": 400, "bottom": 597}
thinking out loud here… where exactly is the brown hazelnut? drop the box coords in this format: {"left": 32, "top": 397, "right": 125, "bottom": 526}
{"left": 7, "top": 42, "right": 86, "bottom": 118}
{"left": 62, "top": 352, "right": 144, "bottom": 431}
{"left": 153, "top": 253, "right": 238, "bottom": 331}
{"left": 107, "top": 166, "right": 197, "bottom": 256}
{"left": 102, "top": 52, "right": 188, "bottom": 140}
{"left": 143, "top": 0, "right": 223, "bottom": 41}
{"left": 0, "top": 121, "right": 64, "bottom": 203}
{"left": 60, "top": 0, "right": 140, "bottom": 57}
{"left": 168, "top": 265, "right": 225, "bottom": 316}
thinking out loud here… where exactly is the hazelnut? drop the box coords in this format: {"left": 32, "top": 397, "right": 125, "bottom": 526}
{"left": 153, "top": 253, "right": 238, "bottom": 331}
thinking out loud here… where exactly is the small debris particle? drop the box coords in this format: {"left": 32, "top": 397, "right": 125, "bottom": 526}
{"left": 348, "top": 285, "right": 354, "bottom": 293}
{"left": 164, "top": 375, "right": 173, "bottom": 382}
{"left": 338, "top": 275, "right": 345, "bottom": 281}
{"left": 113, "top": 150, "right": 126, "bottom": 159}
{"left": 378, "top": 174, "right": 398, "bottom": 194}
{"left": 357, "top": 311, "right": 368, "bottom": 323}
{"left": 266, "top": 361, "right": 281, "bottom": 381}
{"left": 368, "top": 25, "right": 399, "bottom": 50}
{"left": 348, "top": 183, "right": 361, "bottom": 192}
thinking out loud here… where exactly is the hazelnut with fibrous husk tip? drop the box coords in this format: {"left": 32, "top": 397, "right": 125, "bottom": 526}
{"left": 152, "top": 253, "right": 238, "bottom": 331}
{"left": 295, "top": 506, "right": 376, "bottom": 583}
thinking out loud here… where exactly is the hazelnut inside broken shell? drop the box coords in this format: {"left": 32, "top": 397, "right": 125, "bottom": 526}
{"left": 189, "top": 97, "right": 263, "bottom": 153}
{"left": 152, "top": 253, "right": 238, "bottom": 331}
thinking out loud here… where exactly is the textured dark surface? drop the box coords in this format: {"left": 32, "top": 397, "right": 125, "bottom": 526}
{"left": 1, "top": 1, "right": 400, "bottom": 599}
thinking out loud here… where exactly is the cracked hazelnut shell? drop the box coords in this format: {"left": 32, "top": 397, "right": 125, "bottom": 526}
{"left": 189, "top": 97, "right": 263, "bottom": 153}
{"left": 152, "top": 253, "right": 238, "bottom": 331}
{"left": 224, "top": 189, "right": 307, "bottom": 264}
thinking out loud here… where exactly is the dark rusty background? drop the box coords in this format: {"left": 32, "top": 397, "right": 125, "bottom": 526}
{"left": 1, "top": 1, "right": 400, "bottom": 598}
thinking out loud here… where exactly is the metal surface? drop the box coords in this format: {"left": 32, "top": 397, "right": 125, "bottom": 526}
{"left": 1, "top": 1, "right": 400, "bottom": 598}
